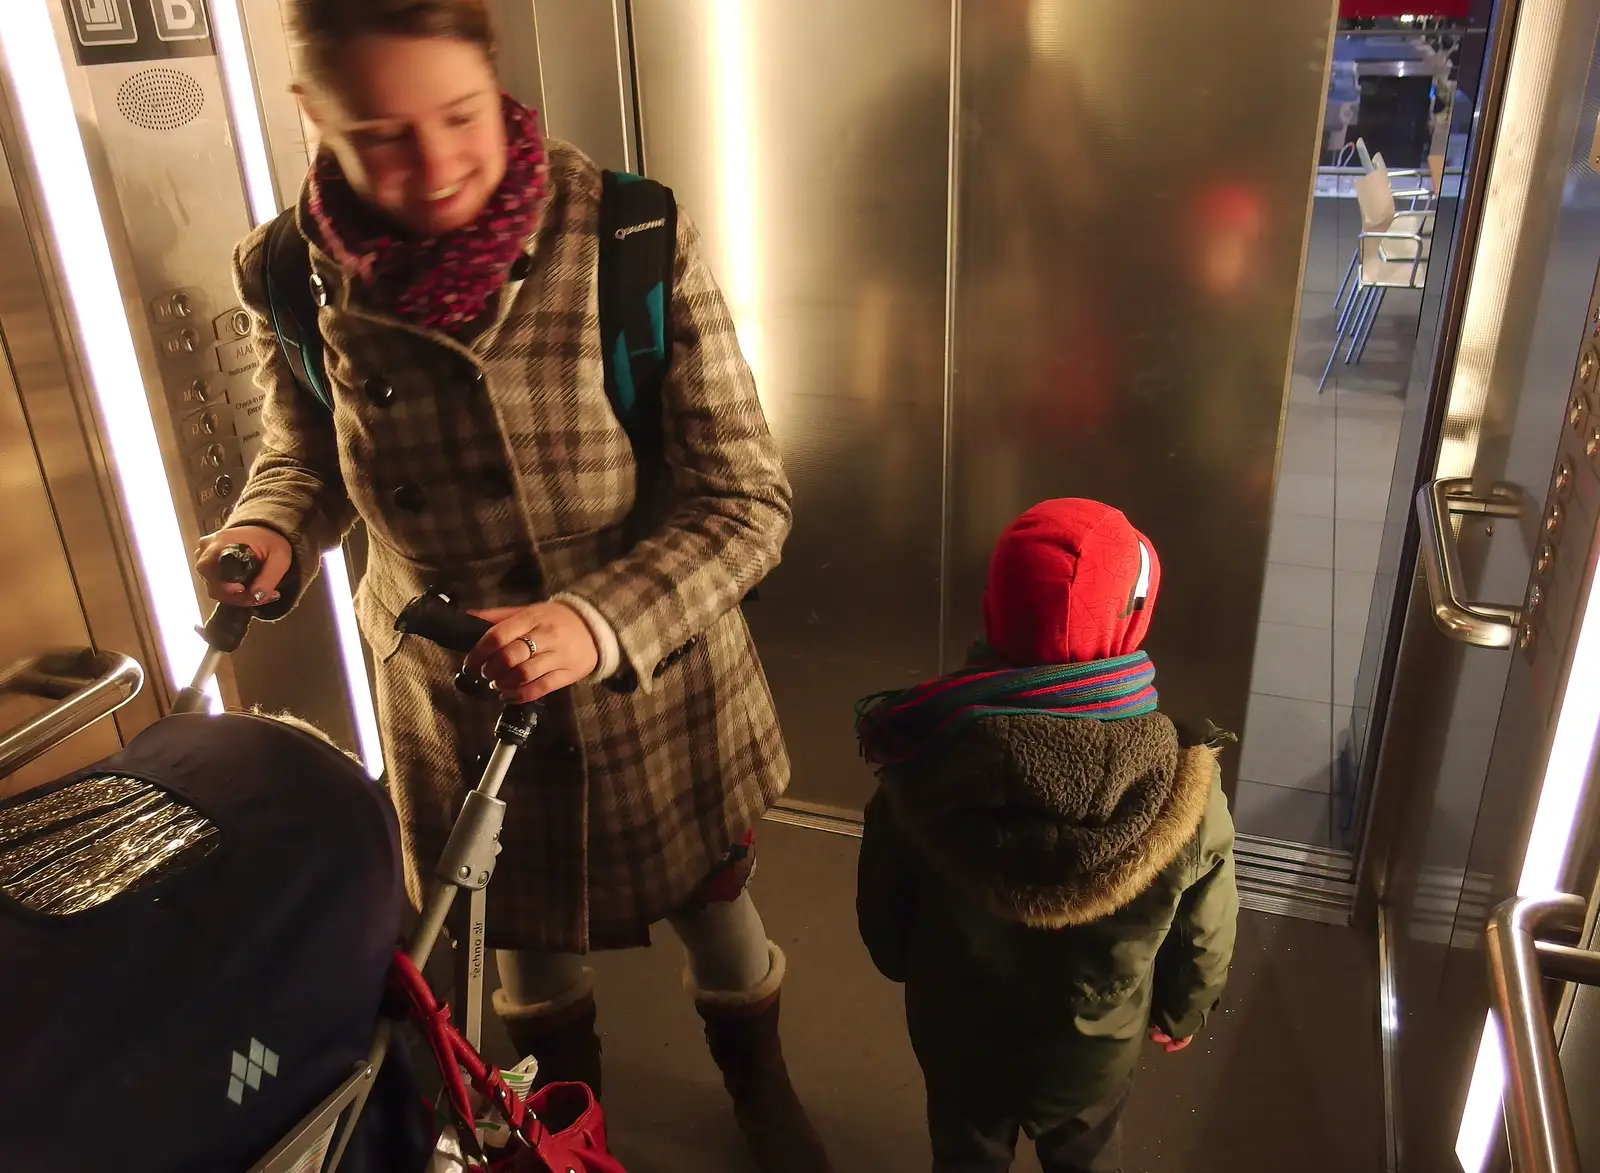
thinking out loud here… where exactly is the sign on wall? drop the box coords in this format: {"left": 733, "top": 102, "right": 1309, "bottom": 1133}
{"left": 62, "top": 0, "right": 214, "bottom": 66}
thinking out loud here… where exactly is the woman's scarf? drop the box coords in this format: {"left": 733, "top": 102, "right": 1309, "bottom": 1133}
{"left": 305, "top": 93, "right": 549, "bottom": 334}
{"left": 855, "top": 647, "right": 1158, "bottom": 769}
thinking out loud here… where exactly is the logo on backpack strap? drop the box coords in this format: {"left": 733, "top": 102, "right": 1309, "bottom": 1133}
{"left": 614, "top": 217, "right": 667, "bottom": 241}
{"left": 226, "top": 1038, "right": 281, "bottom": 1104}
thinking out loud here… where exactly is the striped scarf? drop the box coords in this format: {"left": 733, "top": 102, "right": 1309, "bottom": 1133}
{"left": 855, "top": 649, "right": 1158, "bottom": 769}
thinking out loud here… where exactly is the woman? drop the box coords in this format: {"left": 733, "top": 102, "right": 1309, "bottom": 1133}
{"left": 191, "top": 3, "right": 828, "bottom": 1169}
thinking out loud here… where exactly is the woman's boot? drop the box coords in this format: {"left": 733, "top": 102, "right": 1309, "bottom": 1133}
{"left": 491, "top": 967, "right": 604, "bottom": 1098}
{"left": 690, "top": 943, "right": 832, "bottom": 1173}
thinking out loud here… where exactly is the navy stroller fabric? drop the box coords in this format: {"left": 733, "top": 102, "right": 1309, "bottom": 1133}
{"left": 0, "top": 712, "right": 430, "bottom": 1172}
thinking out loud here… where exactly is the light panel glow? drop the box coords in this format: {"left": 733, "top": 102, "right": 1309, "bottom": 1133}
{"left": 1455, "top": 531, "right": 1600, "bottom": 1171}
{"left": 710, "top": 0, "right": 767, "bottom": 418}
{"left": 0, "top": 2, "right": 204, "bottom": 691}
{"left": 209, "top": 0, "right": 385, "bottom": 778}
{"left": 207, "top": 0, "right": 279, "bottom": 226}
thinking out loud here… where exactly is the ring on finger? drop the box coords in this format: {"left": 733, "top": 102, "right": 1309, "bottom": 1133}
{"left": 521, "top": 635, "right": 539, "bottom": 658}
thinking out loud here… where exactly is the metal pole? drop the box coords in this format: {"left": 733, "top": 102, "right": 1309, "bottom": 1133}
{"left": 1486, "top": 893, "right": 1586, "bottom": 1173}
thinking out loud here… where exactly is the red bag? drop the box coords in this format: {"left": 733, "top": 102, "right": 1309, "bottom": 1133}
{"left": 494, "top": 1082, "right": 624, "bottom": 1173}
{"left": 388, "top": 952, "right": 628, "bottom": 1173}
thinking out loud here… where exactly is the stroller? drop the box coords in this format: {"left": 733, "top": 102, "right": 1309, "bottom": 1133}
{"left": 0, "top": 546, "right": 625, "bottom": 1173}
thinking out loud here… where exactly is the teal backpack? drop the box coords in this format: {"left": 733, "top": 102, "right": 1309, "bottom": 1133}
{"left": 259, "top": 170, "right": 676, "bottom": 464}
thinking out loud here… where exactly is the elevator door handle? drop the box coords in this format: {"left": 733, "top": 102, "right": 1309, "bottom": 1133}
{"left": 1415, "top": 477, "right": 1523, "bottom": 648}
{"left": 0, "top": 648, "right": 144, "bottom": 780}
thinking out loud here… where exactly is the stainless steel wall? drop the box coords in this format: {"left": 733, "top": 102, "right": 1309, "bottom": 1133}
{"left": 614, "top": 0, "right": 1335, "bottom": 812}
{"left": 629, "top": 0, "right": 958, "bottom": 812}
{"left": 945, "top": 1, "right": 1335, "bottom": 745}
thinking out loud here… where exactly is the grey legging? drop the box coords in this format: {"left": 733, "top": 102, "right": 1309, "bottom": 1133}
{"left": 496, "top": 889, "right": 772, "bottom": 1004}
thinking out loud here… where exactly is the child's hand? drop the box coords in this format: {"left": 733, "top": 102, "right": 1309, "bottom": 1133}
{"left": 1149, "top": 1029, "right": 1193, "bottom": 1053}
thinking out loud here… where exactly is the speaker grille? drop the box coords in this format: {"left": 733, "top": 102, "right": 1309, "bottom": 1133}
{"left": 116, "top": 68, "right": 205, "bottom": 131}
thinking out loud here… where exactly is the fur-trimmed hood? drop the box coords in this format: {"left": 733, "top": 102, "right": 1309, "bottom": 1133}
{"left": 881, "top": 711, "right": 1216, "bottom": 929}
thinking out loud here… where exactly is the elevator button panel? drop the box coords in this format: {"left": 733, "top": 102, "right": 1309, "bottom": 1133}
{"left": 214, "top": 335, "right": 257, "bottom": 379}
{"left": 1527, "top": 276, "right": 1600, "bottom": 670}
{"left": 150, "top": 288, "right": 203, "bottom": 324}
{"left": 213, "top": 307, "right": 253, "bottom": 342}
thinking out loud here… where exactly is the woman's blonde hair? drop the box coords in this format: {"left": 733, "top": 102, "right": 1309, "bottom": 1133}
{"left": 287, "top": 0, "right": 497, "bottom": 94}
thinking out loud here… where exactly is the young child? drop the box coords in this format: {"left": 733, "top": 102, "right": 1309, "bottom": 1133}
{"left": 855, "top": 498, "right": 1238, "bottom": 1173}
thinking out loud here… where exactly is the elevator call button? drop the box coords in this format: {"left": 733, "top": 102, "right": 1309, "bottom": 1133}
{"left": 213, "top": 306, "right": 254, "bottom": 342}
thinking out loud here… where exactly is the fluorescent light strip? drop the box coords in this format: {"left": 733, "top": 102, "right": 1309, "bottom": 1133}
{"left": 0, "top": 2, "right": 204, "bottom": 692}
{"left": 207, "top": 0, "right": 279, "bottom": 225}
{"left": 1455, "top": 540, "right": 1600, "bottom": 1171}
{"left": 209, "top": 0, "right": 385, "bottom": 779}
{"left": 322, "top": 549, "right": 385, "bottom": 777}
{"left": 711, "top": 0, "right": 766, "bottom": 407}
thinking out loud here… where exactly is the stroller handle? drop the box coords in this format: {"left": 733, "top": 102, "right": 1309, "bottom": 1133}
{"left": 216, "top": 543, "right": 260, "bottom": 585}
{"left": 394, "top": 588, "right": 492, "bottom": 653}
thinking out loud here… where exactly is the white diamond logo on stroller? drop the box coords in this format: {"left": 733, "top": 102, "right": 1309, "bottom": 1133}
{"left": 226, "top": 1038, "right": 280, "bottom": 1104}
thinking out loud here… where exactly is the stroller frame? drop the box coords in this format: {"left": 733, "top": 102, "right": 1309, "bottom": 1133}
{"left": 170, "top": 550, "right": 540, "bottom": 1173}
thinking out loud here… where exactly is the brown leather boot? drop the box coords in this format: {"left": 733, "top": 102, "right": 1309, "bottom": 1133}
{"left": 491, "top": 968, "right": 604, "bottom": 1099}
{"left": 691, "top": 944, "right": 833, "bottom": 1173}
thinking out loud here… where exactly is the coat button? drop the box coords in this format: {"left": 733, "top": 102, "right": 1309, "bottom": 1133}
{"left": 480, "top": 468, "right": 515, "bottom": 500}
{"left": 309, "top": 272, "right": 328, "bottom": 307}
{"left": 509, "top": 255, "right": 532, "bottom": 281}
{"left": 499, "top": 560, "right": 541, "bottom": 594}
{"left": 392, "top": 483, "right": 425, "bottom": 513}
{"left": 363, "top": 377, "right": 395, "bottom": 407}
{"left": 605, "top": 664, "right": 639, "bottom": 695}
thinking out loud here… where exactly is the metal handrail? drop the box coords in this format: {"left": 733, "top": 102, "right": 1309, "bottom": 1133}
{"left": 1416, "top": 478, "right": 1524, "bottom": 648}
{"left": 1485, "top": 893, "right": 1595, "bottom": 1173}
{"left": 0, "top": 648, "right": 144, "bottom": 779}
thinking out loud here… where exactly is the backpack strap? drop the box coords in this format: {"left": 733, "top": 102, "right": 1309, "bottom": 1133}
{"left": 597, "top": 170, "right": 677, "bottom": 464}
{"left": 261, "top": 208, "right": 334, "bottom": 414}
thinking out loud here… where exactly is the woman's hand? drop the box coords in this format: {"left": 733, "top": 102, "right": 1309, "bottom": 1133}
{"left": 193, "top": 526, "right": 292, "bottom": 605}
{"left": 463, "top": 602, "right": 600, "bottom": 703}
{"left": 1149, "top": 1029, "right": 1193, "bottom": 1054}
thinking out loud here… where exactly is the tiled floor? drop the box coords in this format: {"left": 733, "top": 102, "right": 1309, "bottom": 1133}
{"left": 1236, "top": 196, "right": 1421, "bottom": 847}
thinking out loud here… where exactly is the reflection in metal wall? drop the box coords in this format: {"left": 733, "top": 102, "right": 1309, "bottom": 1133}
{"left": 622, "top": 0, "right": 1333, "bottom": 812}
{"left": 947, "top": 0, "right": 1335, "bottom": 756}
{"left": 0, "top": 104, "right": 164, "bottom": 747}
{"left": 0, "top": 333, "right": 120, "bottom": 798}
{"left": 629, "top": 0, "right": 957, "bottom": 812}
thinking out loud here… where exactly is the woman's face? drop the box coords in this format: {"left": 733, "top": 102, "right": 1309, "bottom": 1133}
{"left": 303, "top": 34, "right": 507, "bottom": 237}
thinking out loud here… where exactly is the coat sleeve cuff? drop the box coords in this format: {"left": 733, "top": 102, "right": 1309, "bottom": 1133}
{"left": 551, "top": 592, "right": 621, "bottom": 683}
{"left": 220, "top": 508, "right": 319, "bottom": 621}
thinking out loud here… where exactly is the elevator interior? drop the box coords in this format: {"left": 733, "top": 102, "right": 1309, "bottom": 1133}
{"left": 4, "top": 0, "right": 1600, "bottom": 1169}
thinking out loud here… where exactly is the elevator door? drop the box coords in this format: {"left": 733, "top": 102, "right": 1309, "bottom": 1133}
{"left": 1356, "top": 0, "right": 1600, "bottom": 1165}
{"left": 0, "top": 328, "right": 121, "bottom": 797}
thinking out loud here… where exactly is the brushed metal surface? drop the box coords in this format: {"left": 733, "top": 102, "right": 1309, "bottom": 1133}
{"left": 524, "top": 0, "right": 635, "bottom": 172}
{"left": 1357, "top": 2, "right": 1600, "bottom": 1166}
{"left": 945, "top": 0, "right": 1336, "bottom": 776}
{"left": 0, "top": 87, "right": 165, "bottom": 743}
{"left": 0, "top": 325, "right": 121, "bottom": 797}
{"left": 42, "top": 22, "right": 359, "bottom": 751}
{"left": 628, "top": 0, "right": 957, "bottom": 811}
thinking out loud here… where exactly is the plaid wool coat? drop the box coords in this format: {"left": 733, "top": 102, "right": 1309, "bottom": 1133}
{"left": 225, "top": 140, "right": 793, "bottom": 952}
